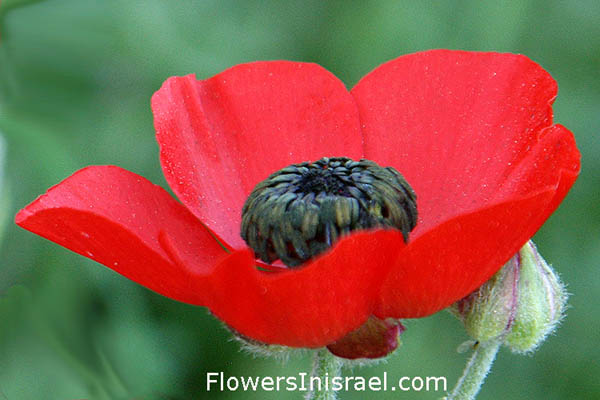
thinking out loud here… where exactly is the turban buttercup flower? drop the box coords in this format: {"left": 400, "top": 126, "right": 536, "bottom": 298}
{"left": 16, "top": 50, "right": 579, "bottom": 359}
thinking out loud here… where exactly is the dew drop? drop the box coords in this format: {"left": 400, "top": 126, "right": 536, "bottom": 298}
{"left": 85, "top": 251, "right": 94, "bottom": 257}
{"left": 81, "top": 232, "right": 90, "bottom": 239}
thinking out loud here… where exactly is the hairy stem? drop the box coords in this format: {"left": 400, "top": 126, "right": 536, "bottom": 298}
{"left": 446, "top": 340, "right": 501, "bottom": 400}
{"left": 305, "top": 349, "right": 342, "bottom": 400}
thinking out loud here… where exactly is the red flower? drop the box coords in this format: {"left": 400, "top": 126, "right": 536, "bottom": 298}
{"left": 16, "top": 50, "right": 579, "bottom": 351}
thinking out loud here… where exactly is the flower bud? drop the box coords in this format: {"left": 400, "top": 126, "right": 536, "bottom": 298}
{"left": 451, "top": 241, "right": 567, "bottom": 353}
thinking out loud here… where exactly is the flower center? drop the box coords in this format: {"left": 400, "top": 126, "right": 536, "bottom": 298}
{"left": 241, "top": 157, "right": 417, "bottom": 267}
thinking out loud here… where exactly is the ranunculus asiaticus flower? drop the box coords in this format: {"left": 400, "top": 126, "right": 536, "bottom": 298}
{"left": 16, "top": 50, "right": 579, "bottom": 356}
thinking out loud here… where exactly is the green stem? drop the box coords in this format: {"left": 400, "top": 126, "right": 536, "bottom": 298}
{"left": 446, "top": 340, "right": 501, "bottom": 400}
{"left": 305, "top": 349, "right": 342, "bottom": 400}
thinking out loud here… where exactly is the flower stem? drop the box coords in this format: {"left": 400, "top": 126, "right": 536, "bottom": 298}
{"left": 305, "top": 349, "right": 342, "bottom": 400}
{"left": 446, "top": 340, "right": 501, "bottom": 400}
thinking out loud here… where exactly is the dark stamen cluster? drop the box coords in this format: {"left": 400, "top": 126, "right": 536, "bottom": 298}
{"left": 241, "top": 157, "right": 417, "bottom": 267}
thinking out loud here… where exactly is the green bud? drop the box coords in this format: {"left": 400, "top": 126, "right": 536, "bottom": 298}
{"left": 450, "top": 254, "right": 520, "bottom": 343}
{"left": 505, "top": 241, "right": 567, "bottom": 353}
{"left": 451, "top": 240, "right": 567, "bottom": 353}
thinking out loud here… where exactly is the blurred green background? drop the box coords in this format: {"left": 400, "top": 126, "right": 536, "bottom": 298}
{"left": 1, "top": 1, "right": 598, "bottom": 399}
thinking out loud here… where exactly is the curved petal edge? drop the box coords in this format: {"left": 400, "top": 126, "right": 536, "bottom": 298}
{"left": 15, "top": 166, "right": 227, "bottom": 305}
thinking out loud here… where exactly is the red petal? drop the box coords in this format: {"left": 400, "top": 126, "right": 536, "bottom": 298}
{"left": 375, "top": 191, "right": 556, "bottom": 318}
{"left": 352, "top": 50, "right": 579, "bottom": 318}
{"left": 492, "top": 124, "right": 580, "bottom": 227}
{"left": 205, "top": 230, "right": 406, "bottom": 348}
{"left": 152, "top": 62, "right": 364, "bottom": 249}
{"left": 352, "top": 50, "right": 580, "bottom": 236}
{"left": 15, "top": 166, "right": 226, "bottom": 305}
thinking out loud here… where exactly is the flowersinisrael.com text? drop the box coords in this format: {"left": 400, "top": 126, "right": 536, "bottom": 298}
{"left": 206, "top": 371, "right": 447, "bottom": 393}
